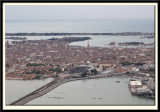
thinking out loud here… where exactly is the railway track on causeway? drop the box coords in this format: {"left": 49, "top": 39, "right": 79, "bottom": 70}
{"left": 10, "top": 74, "right": 115, "bottom": 105}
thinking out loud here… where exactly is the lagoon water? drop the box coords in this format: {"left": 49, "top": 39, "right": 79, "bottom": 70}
{"left": 69, "top": 35, "right": 154, "bottom": 48}
{"left": 5, "top": 78, "right": 54, "bottom": 105}
{"left": 6, "top": 35, "right": 155, "bottom": 48}
{"left": 5, "top": 19, "right": 155, "bottom": 105}
{"left": 5, "top": 19, "right": 154, "bottom": 33}
{"left": 5, "top": 19, "right": 155, "bottom": 48}
{"left": 5, "top": 77, "right": 155, "bottom": 105}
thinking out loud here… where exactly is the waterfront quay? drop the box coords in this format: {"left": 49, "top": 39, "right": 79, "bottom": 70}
{"left": 129, "top": 77, "right": 155, "bottom": 99}
{"left": 5, "top": 39, "right": 155, "bottom": 80}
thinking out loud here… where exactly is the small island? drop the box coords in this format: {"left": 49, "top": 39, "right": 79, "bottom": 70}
{"left": 118, "top": 42, "right": 144, "bottom": 46}
{"left": 48, "top": 37, "right": 91, "bottom": 42}
{"left": 139, "top": 36, "right": 154, "bottom": 39}
{"left": 6, "top": 37, "right": 27, "bottom": 40}
{"left": 109, "top": 42, "right": 117, "bottom": 45}
{"left": 118, "top": 42, "right": 154, "bottom": 46}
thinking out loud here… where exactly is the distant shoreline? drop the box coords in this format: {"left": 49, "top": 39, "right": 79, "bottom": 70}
{"left": 48, "top": 37, "right": 91, "bottom": 42}
{"left": 5, "top": 32, "right": 154, "bottom": 36}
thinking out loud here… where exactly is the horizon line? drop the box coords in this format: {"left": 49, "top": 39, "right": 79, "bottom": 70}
{"left": 5, "top": 18, "right": 154, "bottom": 22}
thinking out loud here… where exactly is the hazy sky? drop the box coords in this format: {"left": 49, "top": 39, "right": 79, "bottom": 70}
{"left": 5, "top": 5, "right": 154, "bottom": 21}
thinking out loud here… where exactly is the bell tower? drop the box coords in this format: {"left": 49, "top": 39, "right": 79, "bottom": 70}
{"left": 87, "top": 41, "right": 90, "bottom": 48}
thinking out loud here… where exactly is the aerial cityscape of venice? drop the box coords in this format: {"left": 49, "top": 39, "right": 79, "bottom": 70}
{"left": 3, "top": 3, "right": 158, "bottom": 110}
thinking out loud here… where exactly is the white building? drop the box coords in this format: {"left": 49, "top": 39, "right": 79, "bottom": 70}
{"left": 129, "top": 81, "right": 143, "bottom": 88}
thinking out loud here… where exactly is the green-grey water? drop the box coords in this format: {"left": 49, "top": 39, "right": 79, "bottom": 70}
{"left": 5, "top": 77, "right": 155, "bottom": 106}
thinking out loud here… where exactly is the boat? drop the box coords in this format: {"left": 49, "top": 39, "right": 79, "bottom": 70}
{"left": 116, "top": 81, "right": 120, "bottom": 83}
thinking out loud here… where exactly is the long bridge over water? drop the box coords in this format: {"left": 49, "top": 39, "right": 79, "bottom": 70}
{"left": 10, "top": 73, "right": 116, "bottom": 105}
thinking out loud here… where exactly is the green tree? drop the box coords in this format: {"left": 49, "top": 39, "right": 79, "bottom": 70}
{"left": 91, "top": 69, "right": 98, "bottom": 75}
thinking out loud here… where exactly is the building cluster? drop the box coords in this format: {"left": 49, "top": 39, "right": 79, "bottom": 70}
{"left": 129, "top": 77, "right": 155, "bottom": 99}
{"left": 5, "top": 39, "right": 155, "bottom": 80}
